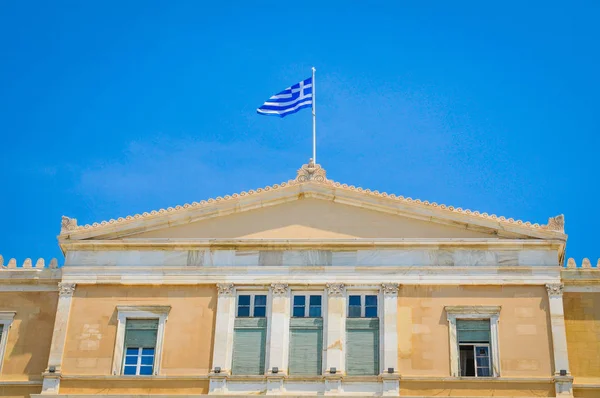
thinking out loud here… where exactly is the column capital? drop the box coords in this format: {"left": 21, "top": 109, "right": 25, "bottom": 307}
{"left": 546, "top": 283, "right": 564, "bottom": 297}
{"left": 58, "top": 283, "right": 76, "bottom": 298}
{"left": 270, "top": 283, "right": 289, "bottom": 296}
{"left": 326, "top": 283, "right": 345, "bottom": 296}
{"left": 381, "top": 283, "right": 400, "bottom": 295}
{"left": 217, "top": 283, "right": 235, "bottom": 297}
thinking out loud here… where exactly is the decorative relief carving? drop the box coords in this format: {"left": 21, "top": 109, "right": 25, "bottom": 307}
{"left": 61, "top": 216, "right": 78, "bottom": 232}
{"left": 270, "top": 283, "right": 288, "bottom": 296}
{"left": 296, "top": 159, "right": 327, "bottom": 183}
{"left": 545, "top": 214, "right": 565, "bottom": 232}
{"left": 326, "top": 283, "right": 345, "bottom": 296}
{"left": 546, "top": 283, "right": 564, "bottom": 297}
{"left": 58, "top": 283, "right": 76, "bottom": 297}
{"left": 382, "top": 283, "right": 399, "bottom": 295}
{"left": 216, "top": 283, "right": 234, "bottom": 296}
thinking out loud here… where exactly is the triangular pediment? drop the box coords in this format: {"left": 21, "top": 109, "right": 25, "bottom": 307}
{"left": 58, "top": 162, "right": 566, "bottom": 243}
{"left": 126, "top": 198, "right": 498, "bottom": 240}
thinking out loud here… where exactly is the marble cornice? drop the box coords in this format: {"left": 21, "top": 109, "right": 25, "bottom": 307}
{"left": 59, "top": 238, "right": 565, "bottom": 252}
{"left": 59, "top": 265, "right": 562, "bottom": 285}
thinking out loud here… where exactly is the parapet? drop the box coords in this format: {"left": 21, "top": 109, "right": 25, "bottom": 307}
{"left": 0, "top": 255, "right": 59, "bottom": 269}
{"left": 564, "top": 257, "right": 600, "bottom": 269}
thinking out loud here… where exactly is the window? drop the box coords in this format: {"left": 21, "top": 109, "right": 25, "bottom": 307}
{"left": 445, "top": 306, "right": 501, "bottom": 378}
{"left": 457, "top": 320, "right": 492, "bottom": 377}
{"left": 123, "top": 319, "right": 159, "bottom": 376}
{"left": 112, "top": 306, "right": 170, "bottom": 376}
{"left": 292, "top": 294, "right": 322, "bottom": 318}
{"left": 289, "top": 293, "right": 324, "bottom": 376}
{"left": 0, "top": 312, "right": 16, "bottom": 374}
{"left": 348, "top": 294, "right": 378, "bottom": 318}
{"left": 232, "top": 292, "right": 268, "bottom": 375}
{"left": 237, "top": 294, "right": 267, "bottom": 317}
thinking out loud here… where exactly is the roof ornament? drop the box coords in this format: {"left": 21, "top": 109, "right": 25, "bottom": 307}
{"left": 61, "top": 216, "right": 78, "bottom": 233}
{"left": 544, "top": 214, "right": 565, "bottom": 232}
{"left": 296, "top": 158, "right": 327, "bottom": 183}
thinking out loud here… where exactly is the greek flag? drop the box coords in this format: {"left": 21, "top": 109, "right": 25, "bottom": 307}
{"left": 257, "top": 77, "right": 313, "bottom": 117}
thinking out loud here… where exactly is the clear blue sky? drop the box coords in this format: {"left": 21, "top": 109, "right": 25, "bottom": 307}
{"left": 1, "top": 1, "right": 598, "bottom": 265}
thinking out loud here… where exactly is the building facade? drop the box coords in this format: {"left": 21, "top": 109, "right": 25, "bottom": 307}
{"left": 0, "top": 161, "right": 598, "bottom": 398}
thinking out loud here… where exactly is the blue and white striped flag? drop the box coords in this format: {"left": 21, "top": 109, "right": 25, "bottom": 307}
{"left": 257, "top": 77, "right": 313, "bottom": 117}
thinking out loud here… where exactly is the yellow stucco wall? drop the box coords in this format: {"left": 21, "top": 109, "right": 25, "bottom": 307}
{"left": 62, "top": 285, "right": 217, "bottom": 377}
{"left": 129, "top": 198, "right": 496, "bottom": 240}
{"left": 0, "top": 291, "right": 58, "bottom": 382}
{"left": 564, "top": 291, "right": 600, "bottom": 397}
{"left": 397, "top": 286, "right": 554, "bottom": 378}
{"left": 59, "top": 379, "right": 209, "bottom": 395}
{"left": 399, "top": 380, "right": 554, "bottom": 397}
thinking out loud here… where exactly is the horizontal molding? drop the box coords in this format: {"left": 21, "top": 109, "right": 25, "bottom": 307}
{"left": 564, "top": 285, "right": 600, "bottom": 293}
{"left": 0, "top": 380, "right": 43, "bottom": 386}
{"left": 0, "top": 284, "right": 59, "bottom": 292}
{"left": 60, "top": 374, "right": 210, "bottom": 381}
{"left": 61, "top": 238, "right": 564, "bottom": 251}
{"left": 400, "top": 376, "right": 554, "bottom": 383}
{"left": 61, "top": 265, "right": 561, "bottom": 286}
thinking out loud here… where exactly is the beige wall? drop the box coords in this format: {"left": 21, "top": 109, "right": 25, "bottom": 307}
{"left": 397, "top": 286, "right": 553, "bottom": 377}
{"left": 564, "top": 291, "right": 600, "bottom": 396}
{"left": 59, "top": 379, "right": 209, "bottom": 395}
{"left": 400, "top": 380, "right": 553, "bottom": 397}
{"left": 62, "top": 285, "right": 217, "bottom": 377}
{"left": 0, "top": 385, "right": 42, "bottom": 398}
{"left": 129, "top": 199, "right": 495, "bottom": 240}
{"left": 0, "top": 291, "right": 58, "bottom": 382}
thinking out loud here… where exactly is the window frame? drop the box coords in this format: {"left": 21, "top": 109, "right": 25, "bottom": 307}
{"left": 112, "top": 306, "right": 171, "bottom": 376}
{"left": 347, "top": 292, "right": 379, "bottom": 318}
{"left": 236, "top": 292, "right": 268, "bottom": 318}
{"left": 291, "top": 292, "right": 324, "bottom": 318}
{"left": 445, "top": 306, "right": 501, "bottom": 378}
{"left": 0, "top": 312, "right": 16, "bottom": 375}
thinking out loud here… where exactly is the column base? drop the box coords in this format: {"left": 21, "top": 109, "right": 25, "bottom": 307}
{"left": 381, "top": 374, "right": 400, "bottom": 396}
{"left": 208, "top": 374, "right": 228, "bottom": 394}
{"left": 40, "top": 372, "right": 61, "bottom": 395}
{"left": 554, "top": 375, "right": 574, "bottom": 397}
{"left": 266, "top": 375, "right": 286, "bottom": 395}
{"left": 324, "top": 374, "right": 343, "bottom": 395}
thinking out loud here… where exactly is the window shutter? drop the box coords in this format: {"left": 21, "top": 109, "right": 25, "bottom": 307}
{"left": 232, "top": 318, "right": 267, "bottom": 375}
{"left": 346, "top": 318, "right": 379, "bottom": 376}
{"left": 289, "top": 318, "right": 323, "bottom": 375}
{"left": 124, "top": 319, "right": 158, "bottom": 348}
{"left": 457, "top": 320, "right": 490, "bottom": 343}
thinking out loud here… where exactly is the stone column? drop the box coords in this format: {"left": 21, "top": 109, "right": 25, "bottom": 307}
{"left": 209, "top": 283, "right": 236, "bottom": 394}
{"left": 41, "top": 283, "right": 76, "bottom": 395}
{"left": 324, "top": 283, "right": 346, "bottom": 394}
{"left": 266, "top": 283, "right": 290, "bottom": 394}
{"left": 546, "top": 283, "right": 574, "bottom": 398}
{"left": 381, "top": 283, "right": 400, "bottom": 396}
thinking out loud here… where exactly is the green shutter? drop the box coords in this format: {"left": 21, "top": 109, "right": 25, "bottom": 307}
{"left": 289, "top": 318, "right": 323, "bottom": 375}
{"left": 457, "top": 320, "right": 490, "bottom": 343}
{"left": 346, "top": 319, "right": 379, "bottom": 376}
{"left": 232, "top": 318, "right": 267, "bottom": 375}
{"left": 124, "top": 319, "right": 158, "bottom": 348}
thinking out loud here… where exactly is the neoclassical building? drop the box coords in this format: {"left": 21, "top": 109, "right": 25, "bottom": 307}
{"left": 0, "top": 161, "right": 598, "bottom": 398}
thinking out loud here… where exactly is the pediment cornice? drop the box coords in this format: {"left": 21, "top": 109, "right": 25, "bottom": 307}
{"left": 58, "top": 161, "right": 567, "bottom": 243}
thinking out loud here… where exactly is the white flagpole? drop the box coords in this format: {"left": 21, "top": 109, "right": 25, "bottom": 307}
{"left": 312, "top": 67, "right": 317, "bottom": 164}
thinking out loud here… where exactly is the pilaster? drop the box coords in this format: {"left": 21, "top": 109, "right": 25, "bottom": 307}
{"left": 324, "top": 283, "right": 346, "bottom": 375}
{"left": 381, "top": 283, "right": 400, "bottom": 396}
{"left": 41, "top": 282, "right": 76, "bottom": 394}
{"left": 546, "top": 283, "right": 573, "bottom": 398}
{"left": 267, "top": 283, "right": 290, "bottom": 375}
{"left": 209, "top": 283, "right": 236, "bottom": 394}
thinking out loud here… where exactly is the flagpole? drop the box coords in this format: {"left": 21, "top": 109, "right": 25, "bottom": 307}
{"left": 312, "top": 67, "right": 317, "bottom": 164}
